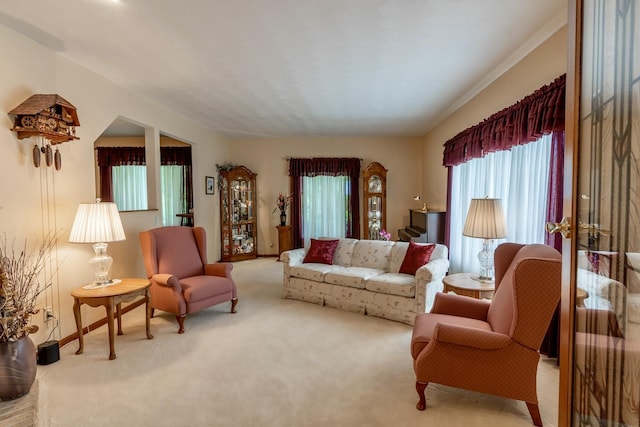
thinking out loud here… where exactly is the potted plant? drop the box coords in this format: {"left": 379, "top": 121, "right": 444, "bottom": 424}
{"left": 0, "top": 235, "right": 54, "bottom": 401}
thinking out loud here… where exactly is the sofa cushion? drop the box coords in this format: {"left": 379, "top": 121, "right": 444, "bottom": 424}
{"left": 399, "top": 242, "right": 435, "bottom": 275}
{"left": 290, "top": 264, "right": 340, "bottom": 282}
{"left": 304, "top": 239, "right": 339, "bottom": 264}
{"left": 180, "top": 275, "right": 233, "bottom": 302}
{"left": 351, "top": 240, "right": 394, "bottom": 270}
{"left": 332, "top": 238, "right": 358, "bottom": 267}
{"left": 389, "top": 242, "right": 410, "bottom": 273}
{"left": 365, "top": 273, "right": 416, "bottom": 297}
{"left": 324, "top": 267, "right": 384, "bottom": 289}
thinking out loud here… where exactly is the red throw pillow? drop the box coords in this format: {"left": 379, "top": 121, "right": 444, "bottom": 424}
{"left": 399, "top": 242, "right": 435, "bottom": 275}
{"left": 303, "top": 239, "right": 340, "bottom": 265}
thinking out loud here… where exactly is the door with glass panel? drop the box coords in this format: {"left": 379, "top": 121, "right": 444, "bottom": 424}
{"left": 558, "top": 1, "right": 640, "bottom": 425}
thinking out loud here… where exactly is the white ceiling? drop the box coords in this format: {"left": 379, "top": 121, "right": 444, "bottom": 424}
{"left": 0, "top": 0, "right": 567, "bottom": 139}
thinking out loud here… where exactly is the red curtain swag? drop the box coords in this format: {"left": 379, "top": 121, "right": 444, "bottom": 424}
{"left": 442, "top": 74, "right": 565, "bottom": 167}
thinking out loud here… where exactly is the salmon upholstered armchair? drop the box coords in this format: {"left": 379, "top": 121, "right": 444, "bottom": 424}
{"left": 139, "top": 226, "right": 238, "bottom": 333}
{"left": 410, "top": 243, "right": 561, "bottom": 426}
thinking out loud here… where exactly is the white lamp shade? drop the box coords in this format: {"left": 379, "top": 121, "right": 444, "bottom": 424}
{"left": 69, "top": 201, "right": 126, "bottom": 243}
{"left": 462, "top": 198, "right": 508, "bottom": 239}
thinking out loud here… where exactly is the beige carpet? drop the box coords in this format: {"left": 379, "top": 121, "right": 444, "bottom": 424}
{"left": 34, "top": 258, "right": 559, "bottom": 427}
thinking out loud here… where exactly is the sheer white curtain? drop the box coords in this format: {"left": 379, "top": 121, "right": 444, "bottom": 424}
{"left": 161, "top": 165, "right": 184, "bottom": 226}
{"left": 449, "top": 134, "right": 552, "bottom": 274}
{"left": 112, "top": 165, "right": 148, "bottom": 211}
{"left": 302, "top": 175, "right": 348, "bottom": 247}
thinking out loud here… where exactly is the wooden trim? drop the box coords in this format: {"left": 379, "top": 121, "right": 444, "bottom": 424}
{"left": 58, "top": 299, "right": 146, "bottom": 348}
{"left": 558, "top": 1, "right": 581, "bottom": 425}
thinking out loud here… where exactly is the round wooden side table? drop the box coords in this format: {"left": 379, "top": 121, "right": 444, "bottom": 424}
{"left": 71, "top": 277, "right": 153, "bottom": 360}
{"left": 442, "top": 272, "right": 495, "bottom": 299}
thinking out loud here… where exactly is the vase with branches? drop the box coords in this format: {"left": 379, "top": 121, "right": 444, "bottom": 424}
{"left": 0, "top": 234, "right": 56, "bottom": 400}
{"left": 273, "top": 193, "right": 292, "bottom": 226}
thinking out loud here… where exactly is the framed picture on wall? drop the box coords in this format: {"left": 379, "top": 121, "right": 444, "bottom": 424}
{"left": 205, "top": 176, "right": 215, "bottom": 195}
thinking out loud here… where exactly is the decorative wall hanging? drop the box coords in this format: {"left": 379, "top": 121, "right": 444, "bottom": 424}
{"left": 9, "top": 94, "right": 80, "bottom": 170}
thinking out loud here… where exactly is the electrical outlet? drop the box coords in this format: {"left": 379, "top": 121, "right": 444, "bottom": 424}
{"left": 43, "top": 306, "right": 54, "bottom": 322}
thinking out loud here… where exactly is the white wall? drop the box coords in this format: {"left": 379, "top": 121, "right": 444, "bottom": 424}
{"left": 0, "top": 24, "right": 230, "bottom": 344}
{"left": 228, "top": 136, "right": 425, "bottom": 255}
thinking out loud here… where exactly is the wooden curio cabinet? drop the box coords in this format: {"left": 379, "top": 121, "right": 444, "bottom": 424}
{"left": 219, "top": 165, "right": 257, "bottom": 261}
{"left": 362, "top": 162, "right": 387, "bottom": 240}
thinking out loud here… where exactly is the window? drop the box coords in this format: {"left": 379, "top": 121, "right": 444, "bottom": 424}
{"left": 112, "top": 165, "right": 148, "bottom": 211}
{"left": 161, "top": 165, "right": 188, "bottom": 226}
{"left": 289, "top": 157, "right": 361, "bottom": 248}
{"left": 301, "top": 175, "right": 349, "bottom": 247}
{"left": 448, "top": 134, "right": 552, "bottom": 274}
{"left": 96, "top": 145, "right": 192, "bottom": 222}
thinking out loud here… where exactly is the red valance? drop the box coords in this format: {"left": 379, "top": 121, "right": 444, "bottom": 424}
{"left": 96, "top": 146, "right": 192, "bottom": 166}
{"left": 443, "top": 74, "right": 565, "bottom": 167}
{"left": 289, "top": 157, "right": 361, "bottom": 178}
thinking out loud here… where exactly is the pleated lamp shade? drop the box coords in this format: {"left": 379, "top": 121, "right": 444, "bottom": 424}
{"left": 69, "top": 200, "right": 125, "bottom": 244}
{"left": 462, "top": 198, "right": 508, "bottom": 240}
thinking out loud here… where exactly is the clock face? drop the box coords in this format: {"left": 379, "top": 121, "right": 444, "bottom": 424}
{"left": 368, "top": 175, "right": 382, "bottom": 193}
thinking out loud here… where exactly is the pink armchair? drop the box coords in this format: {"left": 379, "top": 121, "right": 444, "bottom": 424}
{"left": 410, "top": 243, "right": 561, "bottom": 426}
{"left": 139, "top": 226, "right": 238, "bottom": 333}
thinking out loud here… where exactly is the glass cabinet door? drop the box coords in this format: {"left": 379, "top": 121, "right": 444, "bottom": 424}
{"left": 220, "top": 165, "right": 257, "bottom": 261}
{"left": 362, "top": 162, "right": 387, "bottom": 240}
{"left": 221, "top": 175, "right": 230, "bottom": 256}
{"left": 559, "top": 2, "right": 640, "bottom": 426}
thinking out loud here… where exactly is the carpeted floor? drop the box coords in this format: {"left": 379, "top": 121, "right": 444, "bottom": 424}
{"left": 33, "top": 258, "right": 559, "bottom": 426}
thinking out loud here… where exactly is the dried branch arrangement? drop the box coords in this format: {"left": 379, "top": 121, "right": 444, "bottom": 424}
{"left": 0, "top": 235, "right": 56, "bottom": 342}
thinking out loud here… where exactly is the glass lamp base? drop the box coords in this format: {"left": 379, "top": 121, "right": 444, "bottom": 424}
{"left": 84, "top": 242, "right": 119, "bottom": 289}
{"left": 475, "top": 238, "right": 496, "bottom": 283}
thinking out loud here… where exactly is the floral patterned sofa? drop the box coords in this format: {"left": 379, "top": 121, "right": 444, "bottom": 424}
{"left": 281, "top": 238, "right": 449, "bottom": 325}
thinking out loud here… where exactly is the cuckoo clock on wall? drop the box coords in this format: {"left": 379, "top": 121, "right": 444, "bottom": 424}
{"left": 8, "top": 94, "right": 80, "bottom": 170}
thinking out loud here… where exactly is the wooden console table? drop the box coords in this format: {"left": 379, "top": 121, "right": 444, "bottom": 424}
{"left": 71, "top": 278, "right": 153, "bottom": 360}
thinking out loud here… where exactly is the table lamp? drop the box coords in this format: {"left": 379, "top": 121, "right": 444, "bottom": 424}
{"left": 69, "top": 199, "right": 125, "bottom": 287}
{"left": 462, "top": 197, "right": 507, "bottom": 282}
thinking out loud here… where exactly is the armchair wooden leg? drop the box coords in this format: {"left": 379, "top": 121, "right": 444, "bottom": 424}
{"left": 150, "top": 308, "right": 155, "bottom": 318}
{"left": 526, "top": 402, "right": 542, "bottom": 426}
{"left": 416, "top": 382, "right": 428, "bottom": 411}
{"left": 231, "top": 298, "right": 238, "bottom": 313}
{"left": 176, "top": 314, "right": 186, "bottom": 334}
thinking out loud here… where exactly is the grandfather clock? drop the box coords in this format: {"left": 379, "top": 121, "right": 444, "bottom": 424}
{"left": 362, "top": 162, "right": 387, "bottom": 240}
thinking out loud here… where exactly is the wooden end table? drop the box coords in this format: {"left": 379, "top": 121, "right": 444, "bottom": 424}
{"left": 442, "top": 272, "right": 495, "bottom": 299}
{"left": 71, "top": 277, "right": 154, "bottom": 360}
{"left": 276, "top": 225, "right": 292, "bottom": 261}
